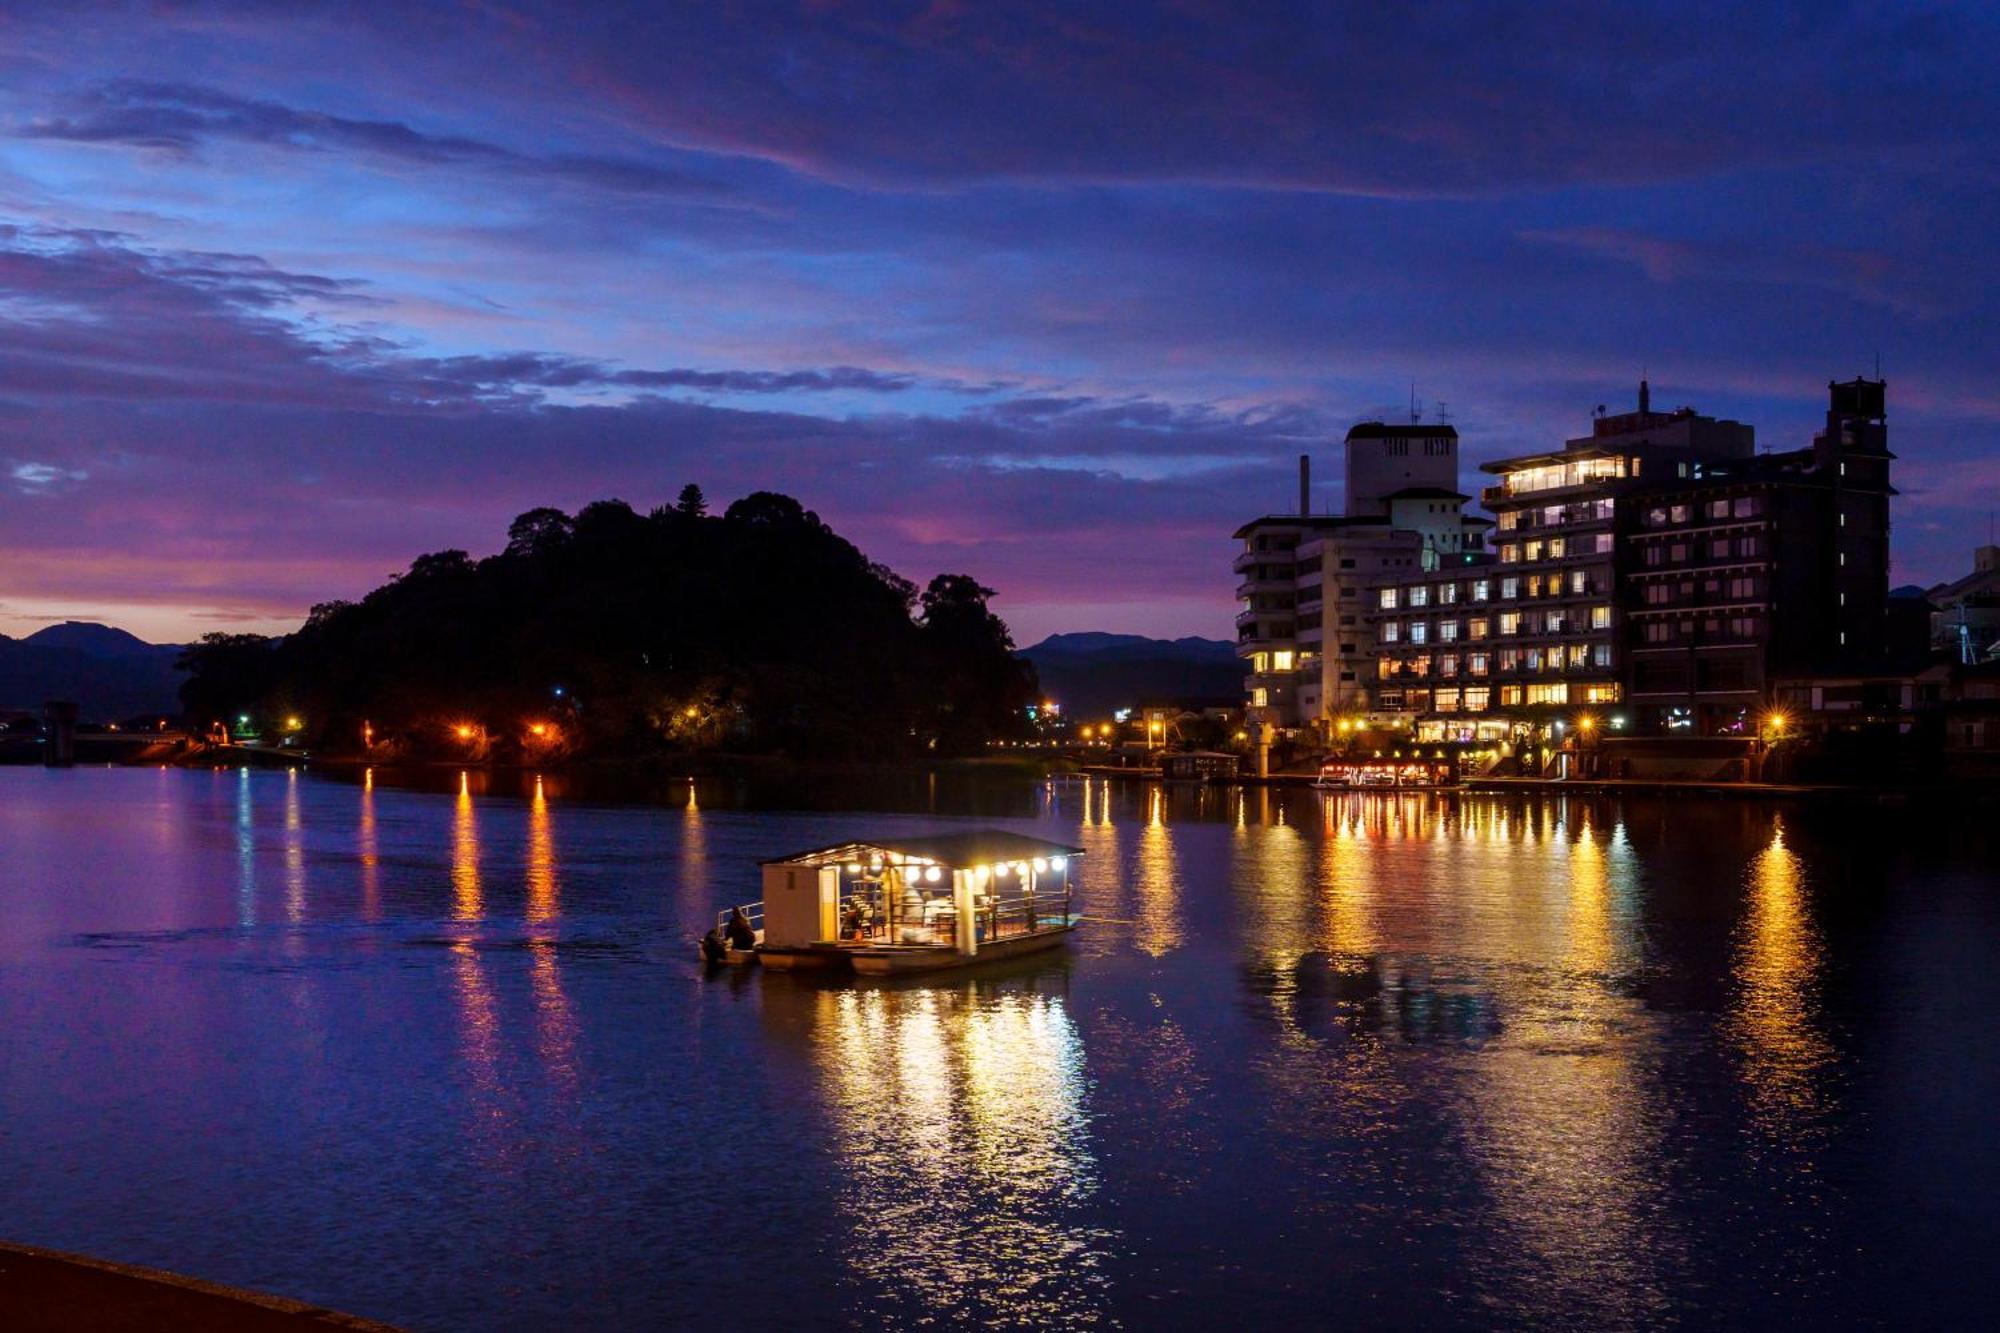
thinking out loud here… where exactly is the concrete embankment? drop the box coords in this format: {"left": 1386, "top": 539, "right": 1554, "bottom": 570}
{"left": 0, "top": 1242, "right": 399, "bottom": 1332}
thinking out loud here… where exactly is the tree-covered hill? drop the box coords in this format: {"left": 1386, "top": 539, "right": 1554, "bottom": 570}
{"left": 178, "top": 489, "right": 1036, "bottom": 761}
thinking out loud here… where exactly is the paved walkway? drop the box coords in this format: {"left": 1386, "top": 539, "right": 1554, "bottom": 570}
{"left": 0, "top": 1243, "right": 399, "bottom": 1332}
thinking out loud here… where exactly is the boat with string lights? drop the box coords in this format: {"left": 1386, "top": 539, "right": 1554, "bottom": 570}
{"left": 706, "top": 830, "right": 1083, "bottom": 976}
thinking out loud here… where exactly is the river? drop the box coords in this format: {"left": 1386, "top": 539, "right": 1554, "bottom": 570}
{"left": 0, "top": 766, "right": 1991, "bottom": 1329}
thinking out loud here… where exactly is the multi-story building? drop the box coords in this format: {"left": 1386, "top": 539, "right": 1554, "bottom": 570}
{"left": 1623, "top": 379, "right": 1895, "bottom": 729}
{"left": 1235, "top": 426, "right": 1489, "bottom": 736}
{"left": 1235, "top": 376, "right": 1896, "bottom": 741}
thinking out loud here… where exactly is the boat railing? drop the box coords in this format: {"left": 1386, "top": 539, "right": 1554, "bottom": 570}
{"left": 715, "top": 901, "right": 764, "bottom": 934}
{"left": 980, "top": 888, "right": 1072, "bottom": 937}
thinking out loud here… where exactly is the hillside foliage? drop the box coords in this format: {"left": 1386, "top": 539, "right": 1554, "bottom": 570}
{"left": 178, "top": 493, "right": 1037, "bottom": 760}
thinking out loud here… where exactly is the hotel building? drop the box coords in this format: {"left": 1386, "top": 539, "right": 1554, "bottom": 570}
{"left": 1235, "top": 377, "right": 1893, "bottom": 739}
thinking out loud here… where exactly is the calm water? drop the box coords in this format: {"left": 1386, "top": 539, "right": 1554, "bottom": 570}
{"left": 0, "top": 767, "right": 1993, "bottom": 1330}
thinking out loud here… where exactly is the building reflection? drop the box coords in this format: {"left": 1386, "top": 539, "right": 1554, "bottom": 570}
{"left": 1133, "top": 787, "right": 1185, "bottom": 956}
{"left": 790, "top": 976, "right": 1113, "bottom": 1325}
{"left": 1230, "top": 797, "right": 1680, "bottom": 1321}
{"left": 1727, "top": 820, "right": 1834, "bottom": 1144}
{"left": 1452, "top": 807, "right": 1680, "bottom": 1326}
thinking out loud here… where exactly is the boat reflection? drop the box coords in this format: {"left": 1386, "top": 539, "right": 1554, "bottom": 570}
{"left": 782, "top": 972, "right": 1114, "bottom": 1325}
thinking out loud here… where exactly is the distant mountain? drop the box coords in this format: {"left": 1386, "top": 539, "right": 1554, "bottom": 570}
{"left": 20, "top": 620, "right": 162, "bottom": 657}
{"left": 0, "top": 622, "right": 186, "bottom": 719}
{"left": 1020, "top": 633, "right": 1245, "bottom": 718}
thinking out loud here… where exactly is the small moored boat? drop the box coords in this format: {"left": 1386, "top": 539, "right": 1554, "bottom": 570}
{"left": 704, "top": 829, "right": 1084, "bottom": 976}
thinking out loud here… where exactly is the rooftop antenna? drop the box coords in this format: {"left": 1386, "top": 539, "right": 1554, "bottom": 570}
{"left": 1435, "top": 398, "right": 1451, "bottom": 425}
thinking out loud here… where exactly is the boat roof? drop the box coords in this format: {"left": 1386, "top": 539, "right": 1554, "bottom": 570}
{"left": 761, "top": 828, "right": 1084, "bottom": 867}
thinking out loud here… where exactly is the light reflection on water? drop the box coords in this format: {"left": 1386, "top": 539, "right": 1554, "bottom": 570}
{"left": 792, "top": 980, "right": 1111, "bottom": 1327}
{"left": 0, "top": 768, "right": 1991, "bottom": 1330}
{"left": 1729, "top": 820, "right": 1836, "bottom": 1148}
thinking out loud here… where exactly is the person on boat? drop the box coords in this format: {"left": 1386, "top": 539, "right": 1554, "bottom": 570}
{"left": 699, "top": 926, "right": 727, "bottom": 964}
{"left": 842, "top": 897, "right": 868, "bottom": 941}
{"left": 726, "top": 907, "right": 757, "bottom": 951}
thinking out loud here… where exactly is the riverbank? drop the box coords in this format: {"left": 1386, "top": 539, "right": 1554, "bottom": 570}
{"left": 0, "top": 1243, "right": 398, "bottom": 1332}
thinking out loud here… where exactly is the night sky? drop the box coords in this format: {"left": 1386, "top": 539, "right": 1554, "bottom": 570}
{"left": 1, "top": 2, "right": 1995, "bottom": 645}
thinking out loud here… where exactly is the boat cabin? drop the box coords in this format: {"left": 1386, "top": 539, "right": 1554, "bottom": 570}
{"left": 746, "top": 830, "right": 1085, "bottom": 974}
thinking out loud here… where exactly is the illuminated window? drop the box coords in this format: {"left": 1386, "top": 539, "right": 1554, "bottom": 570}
{"left": 1468, "top": 652, "right": 1489, "bottom": 676}
{"left": 1435, "top": 688, "right": 1461, "bottom": 713}
{"left": 1409, "top": 585, "right": 1430, "bottom": 607}
{"left": 1382, "top": 621, "right": 1401, "bottom": 643}
{"left": 1271, "top": 650, "right": 1295, "bottom": 671}
{"left": 1250, "top": 687, "right": 1269, "bottom": 707}
{"left": 1468, "top": 618, "right": 1489, "bottom": 640}
{"left": 1463, "top": 686, "right": 1490, "bottom": 711}
{"left": 1583, "top": 683, "right": 1620, "bottom": 703}
{"left": 1501, "top": 577, "right": 1519, "bottom": 599}
{"left": 1410, "top": 622, "right": 1429, "bottom": 645}
{"left": 1500, "top": 685, "right": 1524, "bottom": 706}
{"left": 1439, "top": 619, "right": 1459, "bottom": 642}
{"left": 1500, "top": 544, "right": 1520, "bottom": 564}
{"left": 1591, "top": 605, "right": 1611, "bottom": 629}
{"left": 1526, "top": 682, "right": 1569, "bottom": 705}
{"left": 1379, "top": 588, "right": 1399, "bottom": 609}
{"left": 1438, "top": 653, "right": 1459, "bottom": 678}
{"left": 1251, "top": 652, "right": 1269, "bottom": 673}
{"left": 1471, "top": 579, "right": 1491, "bottom": 602}
{"left": 1499, "top": 612, "right": 1520, "bottom": 635}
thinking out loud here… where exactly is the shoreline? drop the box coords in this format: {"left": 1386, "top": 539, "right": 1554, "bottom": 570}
{"left": 0, "top": 1241, "right": 398, "bottom": 1332}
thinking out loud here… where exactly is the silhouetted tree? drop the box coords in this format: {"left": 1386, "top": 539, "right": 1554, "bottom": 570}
{"left": 919, "top": 575, "right": 1038, "bottom": 753}
{"left": 675, "top": 483, "right": 707, "bottom": 517}
{"left": 181, "top": 493, "right": 1029, "bottom": 762}
{"left": 506, "top": 508, "right": 573, "bottom": 558}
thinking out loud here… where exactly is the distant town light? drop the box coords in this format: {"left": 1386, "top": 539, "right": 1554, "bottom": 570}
{"left": 455, "top": 724, "right": 475, "bottom": 740}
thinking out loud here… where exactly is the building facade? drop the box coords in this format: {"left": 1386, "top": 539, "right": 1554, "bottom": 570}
{"left": 1234, "top": 378, "right": 1895, "bottom": 740}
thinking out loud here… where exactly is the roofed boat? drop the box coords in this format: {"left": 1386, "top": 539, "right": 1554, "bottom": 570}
{"left": 709, "top": 829, "right": 1084, "bottom": 976}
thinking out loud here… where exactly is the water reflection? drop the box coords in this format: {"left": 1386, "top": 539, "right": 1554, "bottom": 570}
{"left": 283, "top": 766, "right": 305, "bottom": 925}
{"left": 359, "top": 768, "right": 381, "bottom": 921}
{"left": 795, "top": 977, "right": 1113, "bottom": 1327}
{"left": 678, "top": 777, "right": 708, "bottom": 914}
{"left": 525, "top": 777, "right": 579, "bottom": 1096}
{"left": 1133, "top": 788, "right": 1184, "bottom": 956}
{"left": 446, "top": 775, "right": 504, "bottom": 1133}
{"left": 1728, "top": 820, "right": 1834, "bottom": 1146}
{"left": 1455, "top": 809, "right": 1679, "bottom": 1329}
{"left": 235, "top": 766, "right": 256, "bottom": 927}
{"left": 451, "top": 771, "right": 482, "bottom": 922}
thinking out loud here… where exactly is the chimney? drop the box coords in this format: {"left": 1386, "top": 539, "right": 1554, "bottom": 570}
{"left": 1638, "top": 377, "right": 1650, "bottom": 415}
{"left": 1299, "top": 454, "right": 1311, "bottom": 516}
